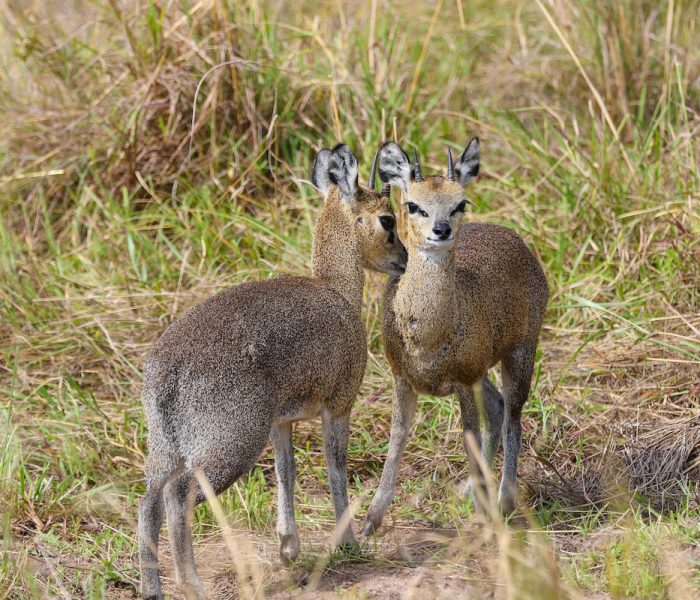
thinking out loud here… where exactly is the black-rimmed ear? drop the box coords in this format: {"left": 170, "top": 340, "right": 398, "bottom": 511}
{"left": 311, "top": 148, "right": 333, "bottom": 195}
{"left": 455, "top": 137, "right": 480, "bottom": 186}
{"left": 377, "top": 142, "right": 411, "bottom": 192}
{"left": 327, "top": 144, "right": 359, "bottom": 203}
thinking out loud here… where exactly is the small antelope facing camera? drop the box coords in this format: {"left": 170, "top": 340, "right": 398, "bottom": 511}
{"left": 138, "top": 144, "right": 406, "bottom": 600}
{"left": 363, "top": 139, "right": 548, "bottom": 535}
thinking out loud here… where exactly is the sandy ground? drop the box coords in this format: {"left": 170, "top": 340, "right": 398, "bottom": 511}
{"left": 109, "top": 525, "right": 493, "bottom": 599}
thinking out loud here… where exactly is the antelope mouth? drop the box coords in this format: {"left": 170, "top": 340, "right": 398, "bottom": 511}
{"left": 389, "top": 261, "right": 406, "bottom": 275}
{"left": 425, "top": 236, "right": 455, "bottom": 247}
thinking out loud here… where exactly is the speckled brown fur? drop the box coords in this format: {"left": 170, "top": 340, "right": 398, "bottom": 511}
{"left": 364, "top": 140, "right": 548, "bottom": 534}
{"left": 138, "top": 144, "right": 406, "bottom": 600}
{"left": 384, "top": 222, "right": 548, "bottom": 393}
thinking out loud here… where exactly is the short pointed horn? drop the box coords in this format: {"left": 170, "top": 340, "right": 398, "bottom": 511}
{"left": 447, "top": 147, "right": 455, "bottom": 181}
{"left": 413, "top": 148, "right": 424, "bottom": 182}
{"left": 368, "top": 149, "right": 379, "bottom": 190}
{"left": 381, "top": 183, "right": 391, "bottom": 198}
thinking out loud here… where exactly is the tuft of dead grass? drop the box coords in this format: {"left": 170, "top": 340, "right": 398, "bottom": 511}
{"left": 526, "top": 335, "right": 700, "bottom": 512}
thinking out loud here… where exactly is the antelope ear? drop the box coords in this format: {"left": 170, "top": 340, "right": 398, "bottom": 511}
{"left": 327, "top": 144, "right": 359, "bottom": 203}
{"left": 311, "top": 148, "right": 333, "bottom": 195}
{"left": 455, "top": 137, "right": 480, "bottom": 186}
{"left": 377, "top": 142, "right": 411, "bottom": 192}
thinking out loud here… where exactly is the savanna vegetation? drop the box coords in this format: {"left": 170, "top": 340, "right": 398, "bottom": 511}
{"left": 1, "top": 0, "right": 699, "bottom": 598}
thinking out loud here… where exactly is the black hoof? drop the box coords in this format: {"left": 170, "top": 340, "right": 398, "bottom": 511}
{"left": 280, "top": 551, "right": 295, "bottom": 567}
{"left": 362, "top": 521, "right": 378, "bottom": 536}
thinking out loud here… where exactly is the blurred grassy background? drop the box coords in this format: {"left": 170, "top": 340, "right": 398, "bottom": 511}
{"left": 1, "top": 0, "right": 699, "bottom": 598}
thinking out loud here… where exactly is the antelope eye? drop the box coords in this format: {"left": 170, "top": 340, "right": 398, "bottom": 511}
{"left": 379, "top": 215, "right": 395, "bottom": 231}
{"left": 406, "top": 202, "right": 428, "bottom": 217}
{"left": 451, "top": 200, "right": 467, "bottom": 216}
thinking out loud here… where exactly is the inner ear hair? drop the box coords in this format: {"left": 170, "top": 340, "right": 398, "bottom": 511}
{"left": 377, "top": 142, "right": 411, "bottom": 191}
{"left": 456, "top": 137, "right": 480, "bottom": 186}
{"left": 328, "top": 144, "right": 359, "bottom": 202}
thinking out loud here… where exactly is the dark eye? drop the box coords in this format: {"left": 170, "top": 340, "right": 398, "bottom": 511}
{"left": 406, "top": 202, "right": 428, "bottom": 217}
{"left": 451, "top": 200, "right": 467, "bottom": 216}
{"left": 379, "top": 215, "right": 395, "bottom": 231}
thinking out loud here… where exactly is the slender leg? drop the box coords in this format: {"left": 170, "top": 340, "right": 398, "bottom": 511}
{"left": 459, "top": 382, "right": 484, "bottom": 505}
{"left": 363, "top": 375, "right": 417, "bottom": 535}
{"left": 139, "top": 478, "right": 167, "bottom": 600}
{"left": 481, "top": 376, "right": 505, "bottom": 465}
{"left": 460, "top": 376, "right": 505, "bottom": 509}
{"left": 499, "top": 345, "right": 535, "bottom": 515}
{"left": 322, "top": 410, "right": 357, "bottom": 547}
{"left": 271, "top": 421, "right": 300, "bottom": 565}
{"left": 164, "top": 473, "right": 205, "bottom": 600}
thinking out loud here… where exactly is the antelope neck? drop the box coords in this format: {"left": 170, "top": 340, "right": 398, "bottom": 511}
{"left": 395, "top": 246, "right": 458, "bottom": 343}
{"left": 310, "top": 198, "right": 365, "bottom": 310}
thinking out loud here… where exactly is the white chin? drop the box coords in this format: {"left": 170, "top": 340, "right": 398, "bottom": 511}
{"left": 423, "top": 238, "right": 455, "bottom": 250}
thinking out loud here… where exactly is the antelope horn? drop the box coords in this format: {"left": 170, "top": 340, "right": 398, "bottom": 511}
{"left": 368, "top": 149, "right": 379, "bottom": 190}
{"left": 413, "top": 148, "right": 424, "bottom": 182}
{"left": 447, "top": 147, "right": 455, "bottom": 181}
{"left": 380, "top": 183, "right": 391, "bottom": 198}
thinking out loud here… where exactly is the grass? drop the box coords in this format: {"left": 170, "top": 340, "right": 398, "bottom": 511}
{"left": 1, "top": 0, "right": 699, "bottom": 598}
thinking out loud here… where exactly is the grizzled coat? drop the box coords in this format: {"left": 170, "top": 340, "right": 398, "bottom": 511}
{"left": 363, "top": 139, "right": 548, "bottom": 535}
{"left": 138, "top": 143, "right": 406, "bottom": 600}
{"left": 383, "top": 221, "right": 548, "bottom": 396}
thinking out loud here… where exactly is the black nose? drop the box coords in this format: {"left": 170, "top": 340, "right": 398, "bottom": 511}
{"left": 432, "top": 221, "right": 452, "bottom": 240}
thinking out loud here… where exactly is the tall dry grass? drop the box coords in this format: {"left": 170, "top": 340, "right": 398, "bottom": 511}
{"left": 1, "top": 0, "right": 699, "bottom": 598}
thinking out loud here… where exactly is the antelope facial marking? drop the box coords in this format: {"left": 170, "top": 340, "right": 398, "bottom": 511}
{"left": 377, "top": 138, "right": 480, "bottom": 254}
